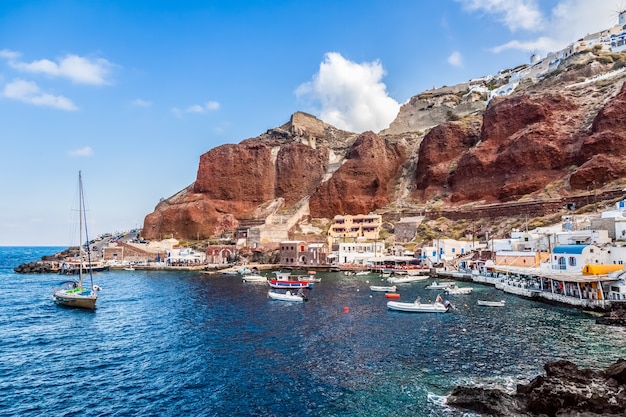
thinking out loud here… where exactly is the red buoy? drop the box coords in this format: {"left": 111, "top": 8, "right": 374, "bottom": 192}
{"left": 385, "top": 293, "right": 400, "bottom": 299}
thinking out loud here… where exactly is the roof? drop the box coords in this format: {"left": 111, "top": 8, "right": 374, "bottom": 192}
{"left": 553, "top": 245, "right": 588, "bottom": 254}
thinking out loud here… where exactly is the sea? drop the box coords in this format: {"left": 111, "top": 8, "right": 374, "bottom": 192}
{"left": 2, "top": 246, "right": 626, "bottom": 417}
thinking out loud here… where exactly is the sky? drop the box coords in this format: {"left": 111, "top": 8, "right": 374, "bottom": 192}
{"left": 1, "top": 0, "right": 624, "bottom": 246}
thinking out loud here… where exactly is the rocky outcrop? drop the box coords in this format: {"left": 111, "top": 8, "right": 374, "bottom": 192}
{"left": 447, "top": 359, "right": 626, "bottom": 416}
{"left": 308, "top": 131, "right": 407, "bottom": 218}
{"left": 142, "top": 52, "right": 626, "bottom": 241}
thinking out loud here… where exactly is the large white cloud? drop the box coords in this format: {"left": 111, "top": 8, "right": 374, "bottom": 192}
{"left": 296, "top": 52, "right": 400, "bottom": 133}
{"left": 1, "top": 50, "right": 113, "bottom": 85}
{"left": 3, "top": 79, "right": 77, "bottom": 110}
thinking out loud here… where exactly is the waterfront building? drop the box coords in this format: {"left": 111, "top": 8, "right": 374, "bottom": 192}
{"left": 205, "top": 245, "right": 238, "bottom": 264}
{"left": 279, "top": 240, "right": 329, "bottom": 267}
{"left": 421, "top": 238, "right": 477, "bottom": 266}
{"left": 327, "top": 213, "right": 382, "bottom": 246}
{"left": 335, "top": 240, "right": 385, "bottom": 268}
{"left": 549, "top": 244, "right": 606, "bottom": 272}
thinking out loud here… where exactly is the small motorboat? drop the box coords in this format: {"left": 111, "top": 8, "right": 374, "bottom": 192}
{"left": 295, "top": 271, "right": 321, "bottom": 283}
{"left": 242, "top": 274, "right": 267, "bottom": 283}
{"left": 477, "top": 300, "right": 506, "bottom": 307}
{"left": 387, "top": 275, "right": 429, "bottom": 284}
{"left": 267, "top": 290, "right": 307, "bottom": 302}
{"left": 424, "top": 281, "right": 449, "bottom": 290}
{"left": 370, "top": 285, "right": 397, "bottom": 292}
{"left": 444, "top": 284, "right": 473, "bottom": 295}
{"left": 387, "top": 297, "right": 451, "bottom": 313}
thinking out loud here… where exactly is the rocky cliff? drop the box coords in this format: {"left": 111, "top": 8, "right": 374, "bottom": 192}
{"left": 143, "top": 50, "right": 626, "bottom": 242}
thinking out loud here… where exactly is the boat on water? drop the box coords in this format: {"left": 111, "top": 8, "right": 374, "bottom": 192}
{"left": 477, "top": 300, "right": 506, "bottom": 307}
{"left": 52, "top": 172, "right": 101, "bottom": 310}
{"left": 58, "top": 259, "right": 109, "bottom": 274}
{"left": 268, "top": 279, "right": 313, "bottom": 289}
{"left": 242, "top": 274, "right": 267, "bottom": 283}
{"left": 267, "top": 289, "right": 307, "bottom": 302}
{"left": 387, "top": 296, "right": 451, "bottom": 313}
{"left": 424, "top": 281, "right": 450, "bottom": 290}
{"left": 387, "top": 275, "right": 429, "bottom": 284}
{"left": 370, "top": 285, "right": 397, "bottom": 292}
{"left": 294, "top": 271, "right": 322, "bottom": 282}
{"left": 444, "top": 284, "right": 473, "bottom": 295}
{"left": 355, "top": 270, "right": 371, "bottom": 276}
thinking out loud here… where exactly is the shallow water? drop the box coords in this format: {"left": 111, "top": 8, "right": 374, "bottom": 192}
{"left": 1, "top": 247, "right": 625, "bottom": 416}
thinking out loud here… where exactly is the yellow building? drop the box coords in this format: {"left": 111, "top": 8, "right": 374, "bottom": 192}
{"left": 327, "top": 214, "right": 382, "bottom": 245}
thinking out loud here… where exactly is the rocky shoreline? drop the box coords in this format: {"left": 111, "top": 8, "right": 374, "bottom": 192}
{"left": 447, "top": 359, "right": 626, "bottom": 416}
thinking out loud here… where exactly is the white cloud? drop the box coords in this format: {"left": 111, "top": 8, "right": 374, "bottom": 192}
{"left": 171, "top": 100, "right": 220, "bottom": 116}
{"left": 68, "top": 146, "right": 94, "bottom": 157}
{"left": 460, "top": 0, "right": 624, "bottom": 55}
{"left": 456, "top": 0, "right": 544, "bottom": 32}
{"left": 447, "top": 51, "right": 463, "bottom": 67}
{"left": 295, "top": 52, "right": 400, "bottom": 133}
{"left": 2, "top": 51, "right": 113, "bottom": 85}
{"left": 3, "top": 79, "right": 78, "bottom": 110}
{"left": 132, "top": 98, "right": 152, "bottom": 107}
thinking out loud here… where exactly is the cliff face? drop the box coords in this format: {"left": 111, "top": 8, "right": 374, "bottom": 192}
{"left": 143, "top": 53, "right": 626, "bottom": 241}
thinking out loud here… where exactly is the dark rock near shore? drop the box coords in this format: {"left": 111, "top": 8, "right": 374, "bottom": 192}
{"left": 447, "top": 359, "right": 626, "bottom": 416}
{"left": 596, "top": 304, "right": 626, "bottom": 326}
{"left": 13, "top": 247, "right": 73, "bottom": 274}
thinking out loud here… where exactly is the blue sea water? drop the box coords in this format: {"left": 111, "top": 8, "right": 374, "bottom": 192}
{"left": 1, "top": 247, "right": 625, "bottom": 417}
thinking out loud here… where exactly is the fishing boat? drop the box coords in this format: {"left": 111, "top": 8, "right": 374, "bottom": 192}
{"left": 294, "top": 271, "right": 322, "bottom": 283}
{"left": 477, "top": 300, "right": 506, "bottom": 307}
{"left": 52, "top": 172, "right": 101, "bottom": 310}
{"left": 444, "top": 284, "right": 473, "bottom": 295}
{"left": 268, "top": 279, "right": 313, "bottom": 289}
{"left": 387, "top": 296, "right": 451, "bottom": 313}
{"left": 370, "top": 285, "right": 397, "bottom": 292}
{"left": 267, "top": 289, "right": 307, "bottom": 302}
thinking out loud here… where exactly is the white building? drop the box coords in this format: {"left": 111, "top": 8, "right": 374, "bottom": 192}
{"left": 335, "top": 240, "right": 385, "bottom": 267}
{"left": 549, "top": 244, "right": 606, "bottom": 272}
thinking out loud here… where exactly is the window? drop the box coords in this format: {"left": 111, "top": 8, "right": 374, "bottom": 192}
{"left": 569, "top": 257, "right": 576, "bottom": 267}
{"left": 558, "top": 256, "right": 566, "bottom": 270}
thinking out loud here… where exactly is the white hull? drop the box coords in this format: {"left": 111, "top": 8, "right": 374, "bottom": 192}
{"left": 242, "top": 274, "right": 267, "bottom": 283}
{"left": 267, "top": 290, "right": 306, "bottom": 302}
{"left": 52, "top": 288, "right": 97, "bottom": 310}
{"left": 444, "top": 285, "right": 473, "bottom": 295}
{"left": 370, "top": 285, "right": 397, "bottom": 292}
{"left": 387, "top": 275, "right": 429, "bottom": 284}
{"left": 477, "top": 300, "right": 506, "bottom": 307}
{"left": 424, "top": 281, "right": 449, "bottom": 290}
{"left": 387, "top": 300, "right": 449, "bottom": 313}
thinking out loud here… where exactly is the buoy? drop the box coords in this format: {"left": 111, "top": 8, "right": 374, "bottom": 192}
{"left": 356, "top": 288, "right": 359, "bottom": 292}
{"left": 366, "top": 280, "right": 369, "bottom": 284}
{"left": 385, "top": 293, "right": 400, "bottom": 299}
{"left": 344, "top": 306, "right": 349, "bottom": 313}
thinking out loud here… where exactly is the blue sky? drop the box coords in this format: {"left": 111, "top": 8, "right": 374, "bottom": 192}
{"left": 1, "top": 0, "right": 623, "bottom": 246}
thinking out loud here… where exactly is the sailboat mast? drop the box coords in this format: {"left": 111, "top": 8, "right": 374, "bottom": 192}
{"left": 79, "top": 171, "right": 96, "bottom": 289}
{"left": 78, "top": 171, "right": 84, "bottom": 288}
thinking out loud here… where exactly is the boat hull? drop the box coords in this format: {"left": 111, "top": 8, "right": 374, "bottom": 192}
{"left": 387, "top": 300, "right": 448, "bottom": 313}
{"left": 267, "top": 290, "right": 306, "bottom": 302}
{"left": 370, "top": 285, "right": 397, "bottom": 292}
{"left": 268, "top": 280, "right": 312, "bottom": 289}
{"left": 52, "top": 289, "right": 97, "bottom": 310}
{"left": 242, "top": 274, "right": 267, "bottom": 283}
{"left": 477, "top": 300, "right": 506, "bottom": 307}
{"left": 387, "top": 276, "right": 429, "bottom": 284}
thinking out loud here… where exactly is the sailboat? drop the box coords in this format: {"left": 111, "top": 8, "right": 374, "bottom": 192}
{"left": 52, "top": 171, "right": 101, "bottom": 310}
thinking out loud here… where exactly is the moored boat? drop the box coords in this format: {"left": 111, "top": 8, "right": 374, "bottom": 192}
{"left": 424, "top": 281, "right": 450, "bottom": 290}
{"left": 242, "top": 274, "right": 267, "bottom": 283}
{"left": 267, "top": 289, "right": 307, "bottom": 302}
{"left": 52, "top": 171, "right": 101, "bottom": 310}
{"left": 387, "top": 296, "right": 451, "bottom": 313}
{"left": 370, "top": 285, "right": 397, "bottom": 292}
{"left": 387, "top": 275, "right": 429, "bottom": 284}
{"left": 477, "top": 300, "right": 506, "bottom": 307}
{"left": 268, "top": 279, "right": 313, "bottom": 289}
{"left": 444, "top": 284, "right": 473, "bottom": 295}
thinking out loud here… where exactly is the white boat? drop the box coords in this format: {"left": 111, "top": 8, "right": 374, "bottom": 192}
{"left": 295, "top": 271, "right": 321, "bottom": 282}
{"left": 370, "top": 285, "right": 397, "bottom": 292}
{"left": 52, "top": 172, "right": 101, "bottom": 310}
{"left": 387, "top": 297, "right": 451, "bottom": 313}
{"left": 444, "top": 284, "right": 473, "bottom": 295}
{"left": 242, "top": 274, "right": 267, "bottom": 283}
{"left": 124, "top": 266, "right": 135, "bottom": 271}
{"left": 355, "top": 271, "right": 370, "bottom": 276}
{"left": 424, "top": 281, "right": 449, "bottom": 290}
{"left": 477, "top": 300, "right": 506, "bottom": 307}
{"left": 267, "top": 290, "right": 307, "bottom": 302}
{"left": 387, "top": 275, "right": 429, "bottom": 284}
